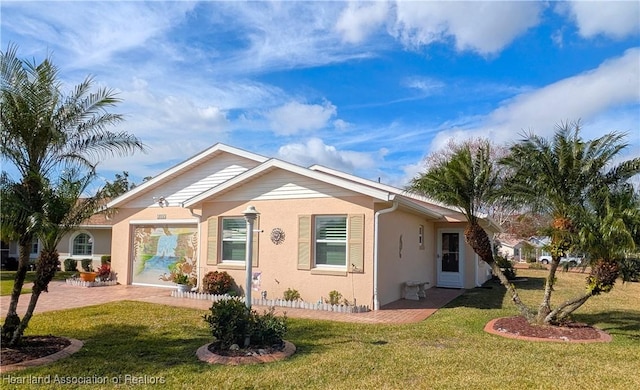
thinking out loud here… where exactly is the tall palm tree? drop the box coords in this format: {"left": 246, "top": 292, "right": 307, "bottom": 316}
{"left": 500, "top": 121, "right": 640, "bottom": 324}
{"left": 1, "top": 44, "right": 145, "bottom": 345}
{"left": 408, "top": 140, "right": 533, "bottom": 319}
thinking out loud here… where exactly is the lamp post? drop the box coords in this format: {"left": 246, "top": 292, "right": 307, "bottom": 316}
{"left": 243, "top": 205, "right": 259, "bottom": 309}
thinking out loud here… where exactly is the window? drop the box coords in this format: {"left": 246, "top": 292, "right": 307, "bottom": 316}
{"left": 221, "top": 218, "right": 246, "bottom": 262}
{"left": 72, "top": 233, "right": 93, "bottom": 256}
{"left": 315, "top": 216, "right": 347, "bottom": 267}
{"left": 30, "top": 238, "right": 39, "bottom": 255}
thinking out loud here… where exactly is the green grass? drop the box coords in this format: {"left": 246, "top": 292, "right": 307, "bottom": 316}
{"left": 0, "top": 271, "right": 75, "bottom": 296}
{"left": 3, "top": 268, "right": 639, "bottom": 389}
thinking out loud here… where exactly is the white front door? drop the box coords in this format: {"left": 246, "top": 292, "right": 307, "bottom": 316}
{"left": 437, "top": 229, "right": 464, "bottom": 288}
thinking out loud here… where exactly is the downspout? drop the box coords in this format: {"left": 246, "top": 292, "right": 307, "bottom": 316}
{"left": 373, "top": 201, "right": 398, "bottom": 311}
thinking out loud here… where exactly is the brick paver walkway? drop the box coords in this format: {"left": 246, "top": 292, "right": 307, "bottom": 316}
{"left": 0, "top": 282, "right": 464, "bottom": 324}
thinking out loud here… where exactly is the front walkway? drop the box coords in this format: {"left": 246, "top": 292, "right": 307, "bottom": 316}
{"left": 0, "top": 282, "right": 464, "bottom": 325}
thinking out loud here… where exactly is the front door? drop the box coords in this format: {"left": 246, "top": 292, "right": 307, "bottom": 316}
{"left": 437, "top": 229, "right": 464, "bottom": 288}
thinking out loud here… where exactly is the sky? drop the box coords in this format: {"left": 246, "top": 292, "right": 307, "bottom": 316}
{"left": 2, "top": 1, "right": 639, "bottom": 189}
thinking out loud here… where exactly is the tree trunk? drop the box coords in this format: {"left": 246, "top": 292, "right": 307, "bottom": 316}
{"left": 544, "top": 292, "right": 593, "bottom": 324}
{"left": 1, "top": 240, "right": 31, "bottom": 344}
{"left": 464, "top": 223, "right": 533, "bottom": 320}
{"left": 8, "top": 249, "right": 61, "bottom": 346}
{"left": 535, "top": 256, "right": 561, "bottom": 324}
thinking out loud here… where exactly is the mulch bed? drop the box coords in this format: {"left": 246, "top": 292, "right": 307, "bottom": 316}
{"left": 489, "top": 316, "right": 610, "bottom": 342}
{"left": 1, "top": 336, "right": 71, "bottom": 366}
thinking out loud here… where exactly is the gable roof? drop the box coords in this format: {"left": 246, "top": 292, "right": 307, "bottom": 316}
{"left": 107, "top": 143, "right": 267, "bottom": 208}
{"left": 182, "top": 158, "right": 395, "bottom": 207}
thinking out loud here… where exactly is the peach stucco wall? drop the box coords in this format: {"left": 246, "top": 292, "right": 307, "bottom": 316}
{"left": 200, "top": 196, "right": 376, "bottom": 307}
{"left": 110, "top": 205, "right": 199, "bottom": 285}
{"left": 376, "top": 208, "right": 436, "bottom": 306}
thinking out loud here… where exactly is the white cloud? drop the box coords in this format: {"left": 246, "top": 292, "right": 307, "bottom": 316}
{"left": 335, "top": 1, "right": 390, "bottom": 43}
{"left": 278, "top": 138, "right": 376, "bottom": 173}
{"left": 429, "top": 48, "right": 640, "bottom": 151}
{"left": 1, "top": 1, "right": 195, "bottom": 69}
{"left": 403, "top": 76, "right": 445, "bottom": 94}
{"left": 560, "top": 1, "right": 640, "bottom": 39}
{"left": 391, "top": 1, "right": 542, "bottom": 55}
{"left": 267, "top": 101, "right": 337, "bottom": 135}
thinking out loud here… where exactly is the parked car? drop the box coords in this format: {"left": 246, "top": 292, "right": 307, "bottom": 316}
{"left": 538, "top": 255, "right": 584, "bottom": 266}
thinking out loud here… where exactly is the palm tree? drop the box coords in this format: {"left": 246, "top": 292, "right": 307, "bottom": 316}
{"left": 1, "top": 44, "right": 145, "bottom": 345}
{"left": 408, "top": 139, "right": 533, "bottom": 319}
{"left": 500, "top": 121, "right": 640, "bottom": 324}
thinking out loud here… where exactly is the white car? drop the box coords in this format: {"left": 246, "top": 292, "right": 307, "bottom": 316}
{"left": 538, "top": 256, "right": 583, "bottom": 266}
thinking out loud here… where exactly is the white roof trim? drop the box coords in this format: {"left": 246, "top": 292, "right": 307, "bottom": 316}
{"left": 129, "top": 219, "right": 199, "bottom": 225}
{"left": 183, "top": 159, "right": 393, "bottom": 207}
{"left": 392, "top": 196, "right": 443, "bottom": 220}
{"left": 107, "top": 143, "right": 267, "bottom": 208}
{"left": 309, "top": 164, "right": 461, "bottom": 213}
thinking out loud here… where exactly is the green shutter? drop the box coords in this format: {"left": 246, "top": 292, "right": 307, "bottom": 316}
{"left": 206, "top": 217, "right": 218, "bottom": 265}
{"left": 297, "top": 215, "right": 311, "bottom": 270}
{"left": 348, "top": 214, "right": 364, "bottom": 273}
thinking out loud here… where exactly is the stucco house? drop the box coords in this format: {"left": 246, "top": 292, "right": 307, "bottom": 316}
{"left": 1, "top": 212, "right": 112, "bottom": 271}
{"left": 106, "top": 143, "right": 496, "bottom": 309}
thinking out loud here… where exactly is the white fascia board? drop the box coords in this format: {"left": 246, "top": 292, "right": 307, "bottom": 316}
{"left": 129, "top": 219, "right": 199, "bottom": 225}
{"left": 310, "top": 164, "right": 462, "bottom": 214}
{"left": 107, "top": 143, "right": 268, "bottom": 208}
{"left": 183, "top": 159, "right": 392, "bottom": 207}
{"left": 392, "top": 195, "right": 443, "bottom": 220}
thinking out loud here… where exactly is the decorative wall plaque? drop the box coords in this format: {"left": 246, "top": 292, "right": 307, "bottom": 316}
{"left": 270, "top": 228, "right": 286, "bottom": 245}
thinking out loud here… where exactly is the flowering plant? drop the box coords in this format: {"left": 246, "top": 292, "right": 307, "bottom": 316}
{"left": 96, "top": 264, "right": 112, "bottom": 281}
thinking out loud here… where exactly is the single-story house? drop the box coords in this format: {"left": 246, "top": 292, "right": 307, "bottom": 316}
{"left": 106, "top": 143, "right": 497, "bottom": 309}
{"left": 1, "top": 213, "right": 112, "bottom": 271}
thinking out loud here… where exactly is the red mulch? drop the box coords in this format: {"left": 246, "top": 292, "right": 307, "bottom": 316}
{"left": 493, "top": 316, "right": 604, "bottom": 341}
{"left": 1, "top": 336, "right": 70, "bottom": 366}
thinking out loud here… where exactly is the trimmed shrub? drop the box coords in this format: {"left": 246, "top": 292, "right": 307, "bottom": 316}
{"left": 250, "top": 307, "right": 287, "bottom": 347}
{"left": 81, "top": 259, "right": 93, "bottom": 272}
{"left": 283, "top": 288, "right": 301, "bottom": 301}
{"left": 202, "top": 271, "right": 234, "bottom": 295}
{"left": 63, "top": 258, "right": 77, "bottom": 272}
{"left": 203, "top": 298, "right": 288, "bottom": 350}
{"left": 101, "top": 255, "right": 111, "bottom": 265}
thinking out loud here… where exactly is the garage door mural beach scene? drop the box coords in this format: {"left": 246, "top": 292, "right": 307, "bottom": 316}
{"left": 131, "top": 225, "right": 198, "bottom": 286}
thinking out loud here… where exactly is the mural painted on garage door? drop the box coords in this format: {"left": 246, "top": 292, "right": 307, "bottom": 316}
{"left": 132, "top": 225, "right": 198, "bottom": 286}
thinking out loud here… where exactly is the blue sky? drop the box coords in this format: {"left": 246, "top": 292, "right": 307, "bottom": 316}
{"left": 2, "top": 1, "right": 639, "bottom": 188}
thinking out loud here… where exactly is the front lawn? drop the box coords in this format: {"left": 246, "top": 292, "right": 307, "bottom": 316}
{"left": 0, "top": 271, "right": 75, "bottom": 296}
{"left": 3, "top": 268, "right": 639, "bottom": 389}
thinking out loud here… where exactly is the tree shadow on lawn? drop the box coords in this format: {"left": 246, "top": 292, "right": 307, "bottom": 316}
{"left": 57, "top": 323, "right": 212, "bottom": 374}
{"left": 448, "top": 276, "right": 547, "bottom": 310}
{"left": 573, "top": 310, "right": 640, "bottom": 341}
{"left": 287, "top": 320, "right": 389, "bottom": 356}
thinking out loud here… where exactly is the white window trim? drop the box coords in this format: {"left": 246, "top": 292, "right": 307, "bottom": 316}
{"left": 221, "top": 217, "right": 247, "bottom": 263}
{"left": 69, "top": 231, "right": 94, "bottom": 257}
{"left": 313, "top": 215, "right": 348, "bottom": 269}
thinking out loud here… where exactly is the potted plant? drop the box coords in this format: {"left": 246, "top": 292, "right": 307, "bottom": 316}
{"left": 79, "top": 264, "right": 97, "bottom": 282}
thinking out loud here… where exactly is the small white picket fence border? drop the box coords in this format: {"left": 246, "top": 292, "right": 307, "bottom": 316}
{"left": 65, "top": 279, "right": 118, "bottom": 288}
{"left": 171, "top": 291, "right": 370, "bottom": 313}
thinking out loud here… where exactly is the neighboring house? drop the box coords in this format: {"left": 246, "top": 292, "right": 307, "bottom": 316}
{"left": 498, "top": 234, "right": 550, "bottom": 262}
{"left": 106, "top": 143, "right": 497, "bottom": 309}
{"left": 55, "top": 211, "right": 113, "bottom": 271}
{"left": 2, "top": 206, "right": 112, "bottom": 271}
